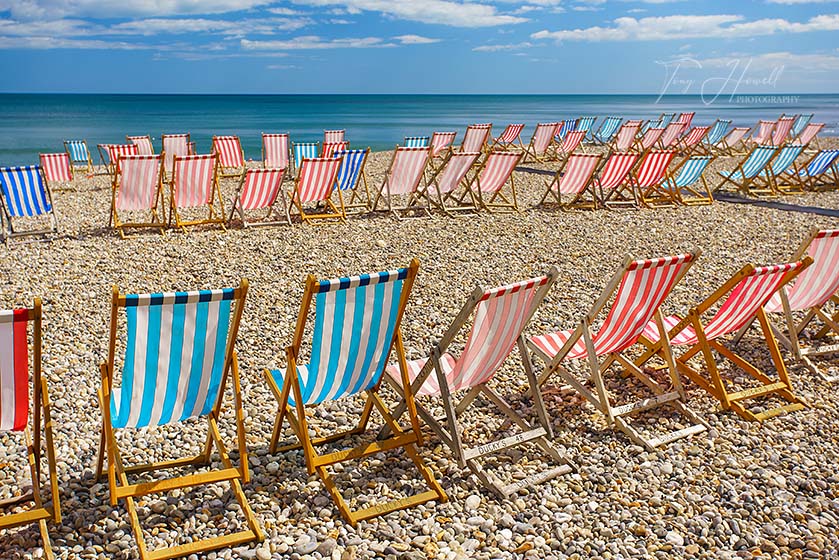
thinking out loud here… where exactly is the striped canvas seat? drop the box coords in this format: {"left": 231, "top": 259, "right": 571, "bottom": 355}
{"left": 229, "top": 168, "right": 290, "bottom": 227}
{"left": 630, "top": 149, "right": 677, "bottom": 207}
{"left": 430, "top": 131, "right": 457, "bottom": 158}
{"left": 658, "top": 122, "right": 684, "bottom": 149}
{"left": 264, "top": 262, "right": 447, "bottom": 525}
{"left": 404, "top": 136, "right": 430, "bottom": 148}
{"left": 321, "top": 140, "right": 349, "bottom": 158}
{"left": 323, "top": 129, "right": 345, "bottom": 143}
{"left": 751, "top": 120, "right": 775, "bottom": 145}
{"left": 771, "top": 116, "right": 795, "bottom": 146}
{"left": 470, "top": 151, "right": 522, "bottom": 212}
{"left": 262, "top": 133, "right": 289, "bottom": 169}
{"left": 637, "top": 260, "right": 810, "bottom": 422}
{"left": 292, "top": 142, "right": 319, "bottom": 173}
{"left": 290, "top": 157, "right": 345, "bottom": 222}
{"left": 784, "top": 149, "right": 839, "bottom": 191}
{"left": 667, "top": 155, "right": 714, "bottom": 205}
{"left": 39, "top": 153, "right": 73, "bottom": 185}
{"left": 332, "top": 148, "right": 370, "bottom": 211}
{"left": 593, "top": 152, "right": 638, "bottom": 207}
{"left": 791, "top": 114, "right": 814, "bottom": 139}
{"left": 102, "top": 144, "right": 139, "bottom": 176}
{"left": 612, "top": 123, "right": 641, "bottom": 151}
{"left": 427, "top": 151, "right": 480, "bottom": 213}
{"left": 0, "top": 165, "right": 58, "bottom": 243}
{"left": 743, "top": 144, "right": 803, "bottom": 196}
{"left": 127, "top": 135, "right": 154, "bottom": 155}
{"left": 556, "top": 130, "right": 586, "bottom": 159}
{"left": 556, "top": 119, "right": 576, "bottom": 141}
{"left": 715, "top": 126, "right": 750, "bottom": 155}
{"left": 704, "top": 120, "right": 731, "bottom": 147}
{"left": 162, "top": 133, "right": 191, "bottom": 176}
{"left": 212, "top": 135, "right": 246, "bottom": 177}
{"left": 540, "top": 153, "right": 601, "bottom": 209}
{"left": 169, "top": 154, "right": 226, "bottom": 231}
{"left": 718, "top": 145, "right": 777, "bottom": 194}
{"left": 676, "top": 126, "right": 710, "bottom": 153}
{"left": 372, "top": 146, "right": 431, "bottom": 217}
{"left": 638, "top": 127, "right": 665, "bottom": 152}
{"left": 1, "top": 307, "right": 35, "bottom": 432}
{"left": 593, "top": 116, "right": 622, "bottom": 144}
{"left": 523, "top": 122, "right": 559, "bottom": 162}
{"left": 492, "top": 123, "right": 525, "bottom": 149}
{"left": 575, "top": 116, "right": 596, "bottom": 136}
{"left": 64, "top": 139, "right": 92, "bottom": 172}
{"left": 460, "top": 123, "right": 492, "bottom": 152}
{"left": 676, "top": 112, "right": 695, "bottom": 133}
{"left": 794, "top": 123, "right": 824, "bottom": 148}
{"left": 111, "top": 154, "right": 165, "bottom": 237}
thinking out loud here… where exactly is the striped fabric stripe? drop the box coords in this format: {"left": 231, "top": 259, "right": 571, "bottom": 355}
{"left": 634, "top": 150, "right": 675, "bottom": 188}
{"left": 771, "top": 117, "right": 795, "bottom": 146}
{"left": 766, "top": 230, "right": 839, "bottom": 312}
{"left": 162, "top": 134, "right": 190, "bottom": 175}
{"left": 322, "top": 141, "right": 349, "bottom": 159}
{"left": 110, "top": 288, "right": 237, "bottom": 429}
{"left": 795, "top": 123, "right": 824, "bottom": 146}
{"left": 461, "top": 124, "right": 492, "bottom": 152}
{"left": 724, "top": 146, "right": 777, "bottom": 180}
{"left": 752, "top": 121, "right": 775, "bottom": 144}
{"left": 796, "top": 150, "right": 839, "bottom": 179}
{"left": 706, "top": 120, "right": 731, "bottom": 145}
{"left": 476, "top": 152, "right": 520, "bottom": 193}
{"left": 272, "top": 268, "right": 410, "bottom": 406}
{"left": 531, "top": 254, "right": 695, "bottom": 361}
{"left": 558, "top": 130, "right": 585, "bottom": 155}
{"left": 293, "top": 143, "right": 319, "bottom": 170}
{"left": 323, "top": 129, "right": 345, "bottom": 143}
{"left": 791, "top": 114, "right": 814, "bottom": 138}
{"left": 767, "top": 144, "right": 804, "bottom": 175}
{"left": 404, "top": 136, "right": 430, "bottom": 148}
{"left": 0, "top": 166, "right": 52, "bottom": 217}
{"left": 127, "top": 136, "right": 155, "bottom": 155}
{"left": 107, "top": 144, "right": 139, "bottom": 165}
{"left": 296, "top": 157, "right": 343, "bottom": 203}
{"left": 334, "top": 149, "right": 367, "bottom": 191}
{"left": 555, "top": 154, "right": 600, "bottom": 195}
{"left": 680, "top": 126, "right": 710, "bottom": 149}
{"left": 65, "top": 140, "right": 89, "bottom": 164}
{"left": 384, "top": 147, "right": 429, "bottom": 195}
{"left": 116, "top": 155, "right": 162, "bottom": 211}
{"left": 430, "top": 132, "right": 457, "bottom": 157}
{"left": 436, "top": 152, "right": 479, "bottom": 194}
{"left": 212, "top": 136, "right": 245, "bottom": 169}
{"left": 613, "top": 124, "right": 641, "bottom": 151}
{"left": 595, "top": 153, "right": 638, "bottom": 191}
{"left": 595, "top": 117, "right": 622, "bottom": 143}
{"left": 717, "top": 127, "right": 749, "bottom": 149}
{"left": 530, "top": 122, "right": 559, "bottom": 155}
{"left": 671, "top": 156, "right": 712, "bottom": 189}
{"left": 640, "top": 128, "right": 665, "bottom": 151}
{"left": 576, "top": 116, "right": 596, "bottom": 133}
{"left": 40, "top": 153, "right": 72, "bottom": 182}
{"left": 659, "top": 122, "right": 684, "bottom": 148}
{"left": 0, "top": 308, "right": 29, "bottom": 432}
{"left": 173, "top": 154, "right": 217, "bottom": 208}
{"left": 262, "top": 133, "right": 289, "bottom": 169}
{"left": 496, "top": 124, "right": 525, "bottom": 144}
{"left": 239, "top": 168, "right": 284, "bottom": 210}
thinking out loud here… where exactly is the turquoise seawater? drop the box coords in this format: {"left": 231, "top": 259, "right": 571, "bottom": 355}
{"left": 1, "top": 93, "right": 837, "bottom": 165}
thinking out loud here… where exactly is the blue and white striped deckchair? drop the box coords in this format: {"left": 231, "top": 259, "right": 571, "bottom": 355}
{"left": 703, "top": 120, "right": 731, "bottom": 151}
{"left": 746, "top": 144, "right": 805, "bottom": 196}
{"left": 64, "top": 139, "right": 93, "bottom": 173}
{"left": 576, "top": 116, "right": 597, "bottom": 142}
{"left": 791, "top": 114, "right": 814, "bottom": 139}
{"left": 782, "top": 149, "right": 839, "bottom": 191}
{"left": 593, "top": 116, "right": 622, "bottom": 145}
{"left": 404, "top": 136, "right": 430, "bottom": 148}
{"left": 717, "top": 145, "right": 778, "bottom": 195}
{"left": 0, "top": 165, "right": 58, "bottom": 244}
{"left": 555, "top": 119, "right": 577, "bottom": 142}
{"left": 666, "top": 155, "right": 714, "bottom": 205}
{"left": 96, "top": 280, "right": 263, "bottom": 559}
{"left": 333, "top": 148, "right": 370, "bottom": 211}
{"left": 264, "top": 261, "right": 447, "bottom": 526}
{"left": 292, "top": 142, "right": 319, "bottom": 175}
{"left": 659, "top": 113, "right": 676, "bottom": 128}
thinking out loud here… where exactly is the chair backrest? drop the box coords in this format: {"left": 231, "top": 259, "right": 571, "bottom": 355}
{"left": 334, "top": 148, "right": 368, "bottom": 191}
{"left": 212, "top": 136, "right": 245, "bottom": 169}
{"left": 801, "top": 150, "right": 839, "bottom": 177}
{"left": 172, "top": 154, "right": 217, "bottom": 208}
{"left": 0, "top": 304, "right": 39, "bottom": 432}
{"left": 595, "top": 152, "right": 638, "bottom": 190}
{"left": 107, "top": 144, "right": 139, "bottom": 165}
{"left": 496, "top": 124, "right": 524, "bottom": 144}
{"left": 262, "top": 133, "right": 289, "bottom": 169}
{"left": 127, "top": 135, "right": 155, "bottom": 155}
{"left": 108, "top": 285, "right": 244, "bottom": 429}
{"left": 768, "top": 144, "right": 804, "bottom": 175}
{"left": 531, "top": 122, "right": 559, "bottom": 154}
{"left": 322, "top": 141, "right": 349, "bottom": 159}
{"left": 576, "top": 116, "right": 596, "bottom": 133}
{"left": 659, "top": 122, "right": 684, "bottom": 148}
{"left": 0, "top": 166, "right": 52, "bottom": 217}
{"left": 430, "top": 131, "right": 457, "bottom": 157}
{"left": 293, "top": 143, "right": 319, "bottom": 170}
{"left": 705, "top": 120, "right": 731, "bottom": 145}
{"left": 238, "top": 168, "right": 285, "bottom": 210}
{"left": 40, "top": 153, "right": 72, "bottom": 183}
{"left": 115, "top": 154, "right": 162, "bottom": 211}
{"left": 671, "top": 155, "right": 712, "bottom": 188}
{"left": 768, "top": 230, "right": 839, "bottom": 312}
{"left": 752, "top": 121, "right": 775, "bottom": 144}
{"left": 740, "top": 146, "right": 777, "bottom": 178}
{"left": 404, "top": 136, "right": 430, "bottom": 148}
{"left": 162, "top": 134, "right": 190, "bottom": 174}
{"left": 323, "top": 129, "right": 345, "bottom": 143}
{"left": 434, "top": 152, "right": 479, "bottom": 194}
{"left": 461, "top": 124, "right": 492, "bottom": 152}
{"left": 292, "top": 266, "right": 415, "bottom": 405}
{"left": 613, "top": 124, "right": 640, "bottom": 151}
{"left": 383, "top": 147, "right": 429, "bottom": 195}
{"left": 476, "top": 151, "right": 521, "bottom": 193}
{"left": 596, "top": 117, "right": 622, "bottom": 141}
{"left": 557, "top": 119, "right": 576, "bottom": 139}
{"left": 795, "top": 123, "right": 823, "bottom": 146}
{"left": 556, "top": 153, "right": 601, "bottom": 195}
{"left": 791, "top": 114, "right": 813, "bottom": 138}
{"left": 681, "top": 126, "right": 710, "bottom": 148}
{"left": 639, "top": 127, "right": 665, "bottom": 151}
{"left": 771, "top": 117, "right": 795, "bottom": 146}
{"left": 64, "top": 140, "right": 90, "bottom": 164}
{"left": 296, "top": 157, "right": 343, "bottom": 203}
{"left": 634, "top": 150, "right": 676, "bottom": 188}
{"left": 719, "top": 127, "right": 749, "bottom": 148}
{"left": 559, "top": 130, "right": 586, "bottom": 154}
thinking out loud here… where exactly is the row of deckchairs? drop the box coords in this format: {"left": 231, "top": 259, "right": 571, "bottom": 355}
{"left": 7, "top": 225, "right": 839, "bottom": 558}
{"left": 719, "top": 144, "right": 839, "bottom": 197}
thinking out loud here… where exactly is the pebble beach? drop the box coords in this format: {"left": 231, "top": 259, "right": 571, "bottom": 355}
{"left": 2, "top": 139, "right": 839, "bottom": 560}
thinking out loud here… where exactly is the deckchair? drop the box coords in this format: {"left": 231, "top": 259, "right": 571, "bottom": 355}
{"left": 658, "top": 112, "right": 676, "bottom": 127}
{"left": 714, "top": 127, "right": 750, "bottom": 156}
{"left": 794, "top": 123, "right": 824, "bottom": 150}
{"left": 610, "top": 122, "right": 642, "bottom": 152}
{"left": 749, "top": 144, "right": 805, "bottom": 196}
{"left": 575, "top": 116, "right": 596, "bottom": 141}
{"left": 333, "top": 148, "right": 371, "bottom": 212}
{"left": 749, "top": 120, "right": 775, "bottom": 147}
{"left": 212, "top": 135, "right": 246, "bottom": 180}
{"left": 425, "top": 151, "right": 480, "bottom": 214}
{"left": 701, "top": 120, "right": 731, "bottom": 153}
{"left": 675, "top": 112, "right": 695, "bottom": 134}
{"left": 39, "top": 153, "right": 73, "bottom": 191}
{"left": 263, "top": 262, "right": 447, "bottom": 525}
{"left": 0, "top": 300, "right": 61, "bottom": 560}
{"left": 262, "top": 133, "right": 290, "bottom": 171}
{"left": 665, "top": 155, "right": 715, "bottom": 206}
{"left": 0, "top": 165, "right": 58, "bottom": 245}
{"left": 228, "top": 168, "right": 290, "bottom": 227}
{"left": 594, "top": 152, "right": 639, "bottom": 209}
{"left": 323, "top": 129, "right": 345, "bottom": 144}
{"left": 430, "top": 131, "right": 457, "bottom": 160}
{"left": 593, "top": 116, "right": 623, "bottom": 145}
{"left": 716, "top": 145, "right": 777, "bottom": 195}
{"left": 321, "top": 140, "right": 349, "bottom": 159}
{"left": 95, "top": 281, "right": 263, "bottom": 560}
{"left": 460, "top": 123, "right": 492, "bottom": 153}
{"left": 372, "top": 146, "right": 431, "bottom": 218}
{"left": 404, "top": 136, "right": 430, "bottom": 148}
{"left": 629, "top": 149, "right": 678, "bottom": 208}
{"left": 771, "top": 116, "right": 795, "bottom": 146}
{"left": 555, "top": 119, "right": 576, "bottom": 141}
{"left": 289, "top": 156, "right": 345, "bottom": 223}
{"left": 383, "top": 272, "right": 576, "bottom": 496}
{"left": 466, "top": 151, "right": 523, "bottom": 213}
{"left": 781, "top": 149, "right": 839, "bottom": 192}
{"left": 292, "top": 142, "right": 320, "bottom": 176}
{"left": 675, "top": 126, "right": 710, "bottom": 155}
{"left": 100, "top": 144, "right": 139, "bottom": 177}
{"left": 110, "top": 154, "right": 165, "bottom": 238}
{"left": 539, "top": 153, "right": 601, "bottom": 209}
{"left": 168, "top": 154, "right": 226, "bottom": 232}
{"left": 126, "top": 135, "right": 154, "bottom": 155}
{"left": 529, "top": 253, "right": 707, "bottom": 450}
{"left": 791, "top": 114, "right": 814, "bottom": 139}
{"left": 522, "top": 122, "right": 559, "bottom": 163}
{"left": 161, "top": 133, "right": 191, "bottom": 177}
{"left": 636, "top": 127, "right": 664, "bottom": 153}
{"left": 636, "top": 259, "right": 811, "bottom": 422}
{"left": 490, "top": 123, "right": 525, "bottom": 151}
{"left": 657, "top": 122, "right": 684, "bottom": 149}
{"left": 64, "top": 139, "right": 93, "bottom": 173}
{"left": 554, "top": 130, "right": 586, "bottom": 162}
{"left": 640, "top": 116, "right": 664, "bottom": 136}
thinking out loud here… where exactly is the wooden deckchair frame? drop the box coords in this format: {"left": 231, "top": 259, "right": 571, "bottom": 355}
{"left": 94, "top": 281, "right": 263, "bottom": 560}
{"left": 635, "top": 260, "right": 812, "bottom": 422}
{"left": 110, "top": 155, "right": 166, "bottom": 238}
{"left": 538, "top": 153, "right": 602, "bottom": 210}
{"left": 264, "top": 261, "right": 447, "bottom": 526}
{"left": 64, "top": 139, "right": 93, "bottom": 174}
{"left": 528, "top": 253, "right": 709, "bottom": 451}
{"left": 0, "top": 300, "right": 61, "bottom": 560}
{"left": 372, "top": 146, "right": 432, "bottom": 219}
{"left": 168, "top": 154, "right": 227, "bottom": 232}
{"left": 665, "top": 155, "right": 715, "bottom": 206}
{"left": 228, "top": 167, "right": 291, "bottom": 227}
{"left": 289, "top": 157, "right": 346, "bottom": 224}
{"left": 0, "top": 166, "right": 59, "bottom": 246}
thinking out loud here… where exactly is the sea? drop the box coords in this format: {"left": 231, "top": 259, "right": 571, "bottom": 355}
{"left": 1, "top": 93, "right": 837, "bottom": 165}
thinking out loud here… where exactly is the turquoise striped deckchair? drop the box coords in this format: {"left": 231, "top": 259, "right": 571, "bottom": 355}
{"left": 782, "top": 149, "right": 839, "bottom": 191}
{"left": 404, "top": 136, "right": 430, "bottom": 148}
{"left": 593, "top": 116, "right": 622, "bottom": 145}
{"left": 751, "top": 144, "right": 805, "bottom": 194}
{"left": 791, "top": 114, "right": 814, "bottom": 139}
{"left": 0, "top": 165, "right": 58, "bottom": 244}
{"left": 64, "top": 139, "right": 93, "bottom": 173}
{"left": 96, "top": 281, "right": 263, "bottom": 560}
{"left": 264, "top": 262, "right": 447, "bottom": 526}
{"left": 717, "top": 145, "right": 777, "bottom": 195}
{"left": 292, "top": 142, "right": 319, "bottom": 175}
{"left": 666, "top": 155, "right": 714, "bottom": 205}
{"left": 333, "top": 148, "right": 371, "bottom": 211}
{"left": 701, "top": 120, "right": 731, "bottom": 153}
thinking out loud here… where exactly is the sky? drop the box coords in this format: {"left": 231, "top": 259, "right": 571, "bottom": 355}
{"left": 0, "top": 0, "right": 838, "bottom": 94}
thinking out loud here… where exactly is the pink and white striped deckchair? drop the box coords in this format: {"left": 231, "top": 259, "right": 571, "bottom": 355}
{"left": 610, "top": 122, "right": 642, "bottom": 152}
{"left": 111, "top": 154, "right": 165, "bottom": 238}
{"left": 529, "top": 253, "right": 707, "bottom": 450}
{"left": 637, "top": 127, "right": 665, "bottom": 153}
{"left": 39, "top": 153, "right": 73, "bottom": 190}
{"left": 0, "top": 299, "right": 61, "bottom": 559}
{"left": 466, "top": 151, "right": 523, "bottom": 213}
{"left": 290, "top": 156, "right": 345, "bottom": 223}
{"left": 460, "top": 123, "right": 492, "bottom": 153}
{"left": 658, "top": 122, "right": 684, "bottom": 149}
{"left": 162, "top": 133, "right": 191, "bottom": 177}
{"left": 430, "top": 131, "right": 458, "bottom": 161}
{"left": 540, "top": 153, "right": 602, "bottom": 209}
{"left": 262, "top": 133, "right": 290, "bottom": 170}
{"left": 675, "top": 126, "right": 710, "bottom": 155}
{"left": 168, "top": 153, "right": 226, "bottom": 231}
{"left": 630, "top": 149, "right": 678, "bottom": 207}
{"left": 676, "top": 112, "right": 695, "bottom": 134}
{"left": 323, "top": 129, "right": 345, "bottom": 143}
{"left": 212, "top": 135, "right": 246, "bottom": 179}
{"left": 229, "top": 168, "right": 290, "bottom": 227}
{"left": 426, "top": 151, "right": 481, "bottom": 214}
{"left": 372, "top": 146, "right": 431, "bottom": 218}
{"left": 750, "top": 120, "right": 776, "bottom": 146}
{"left": 794, "top": 122, "right": 824, "bottom": 149}
{"left": 383, "top": 270, "right": 575, "bottom": 496}
{"left": 490, "top": 123, "right": 525, "bottom": 151}
{"left": 771, "top": 116, "right": 795, "bottom": 146}
{"left": 714, "top": 127, "right": 750, "bottom": 155}
{"left": 593, "top": 152, "right": 639, "bottom": 208}
{"left": 126, "top": 135, "right": 154, "bottom": 155}
{"left": 554, "top": 130, "right": 586, "bottom": 162}
{"left": 522, "top": 122, "right": 559, "bottom": 162}
{"left": 321, "top": 141, "right": 349, "bottom": 159}
{"left": 638, "top": 259, "right": 811, "bottom": 422}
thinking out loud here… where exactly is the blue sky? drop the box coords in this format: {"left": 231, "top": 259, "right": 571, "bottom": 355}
{"left": 0, "top": 0, "right": 838, "bottom": 93}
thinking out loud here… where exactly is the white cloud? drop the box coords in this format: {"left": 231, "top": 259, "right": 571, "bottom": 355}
{"left": 290, "top": 0, "right": 527, "bottom": 27}
{"left": 110, "top": 16, "right": 311, "bottom": 35}
{"left": 241, "top": 35, "right": 394, "bottom": 49}
{"left": 0, "top": 35, "right": 143, "bottom": 49}
{"left": 393, "top": 34, "right": 440, "bottom": 44}
{"left": 473, "top": 41, "right": 533, "bottom": 51}
{"left": 0, "top": 0, "right": 275, "bottom": 19}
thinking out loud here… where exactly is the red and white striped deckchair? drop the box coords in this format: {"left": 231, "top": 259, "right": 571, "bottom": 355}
{"left": 714, "top": 127, "right": 750, "bottom": 155}
{"left": 593, "top": 152, "right": 639, "bottom": 208}
{"left": 430, "top": 131, "right": 458, "bottom": 161}
{"left": 750, "top": 120, "right": 776, "bottom": 146}
{"left": 111, "top": 154, "right": 165, "bottom": 238}
{"left": 522, "top": 122, "right": 559, "bottom": 162}
{"left": 229, "top": 168, "right": 290, "bottom": 227}
{"left": 372, "top": 146, "right": 431, "bottom": 218}
{"left": 212, "top": 135, "right": 246, "bottom": 179}
{"left": 675, "top": 126, "right": 710, "bottom": 155}
{"left": 460, "top": 123, "right": 492, "bottom": 153}
{"left": 321, "top": 140, "right": 349, "bottom": 159}
{"left": 0, "top": 299, "right": 61, "bottom": 560}
{"left": 466, "top": 151, "right": 523, "bottom": 213}
{"left": 529, "top": 253, "right": 707, "bottom": 450}
{"left": 675, "top": 112, "right": 695, "bottom": 134}
{"left": 162, "top": 133, "right": 191, "bottom": 177}
{"left": 490, "top": 123, "right": 525, "bottom": 151}
{"left": 168, "top": 153, "right": 226, "bottom": 231}
{"left": 630, "top": 149, "right": 678, "bottom": 207}
{"left": 540, "top": 153, "right": 601, "bottom": 209}
{"left": 657, "top": 122, "right": 684, "bottom": 149}
{"left": 425, "top": 151, "right": 481, "bottom": 214}
{"left": 262, "top": 133, "right": 290, "bottom": 170}
{"left": 289, "top": 156, "right": 345, "bottom": 223}
{"left": 100, "top": 144, "right": 139, "bottom": 176}
{"left": 794, "top": 122, "right": 824, "bottom": 150}
{"left": 610, "top": 122, "right": 642, "bottom": 152}
{"left": 323, "top": 129, "right": 345, "bottom": 143}
{"left": 39, "top": 153, "right": 73, "bottom": 191}
{"left": 637, "top": 259, "right": 811, "bottom": 422}
{"left": 126, "top": 135, "right": 154, "bottom": 155}
{"left": 383, "top": 271, "right": 576, "bottom": 496}
{"left": 554, "top": 130, "right": 586, "bottom": 162}
{"left": 637, "top": 127, "right": 665, "bottom": 153}
{"left": 771, "top": 116, "right": 795, "bottom": 146}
